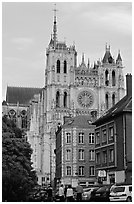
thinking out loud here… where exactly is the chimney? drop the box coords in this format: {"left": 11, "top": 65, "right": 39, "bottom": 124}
{"left": 126, "top": 74, "right": 132, "bottom": 96}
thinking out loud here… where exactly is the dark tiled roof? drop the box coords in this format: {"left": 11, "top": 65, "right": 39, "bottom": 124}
{"left": 93, "top": 95, "right": 132, "bottom": 125}
{"left": 102, "top": 50, "right": 114, "bottom": 64}
{"left": 6, "top": 86, "right": 42, "bottom": 105}
{"left": 62, "top": 115, "right": 94, "bottom": 129}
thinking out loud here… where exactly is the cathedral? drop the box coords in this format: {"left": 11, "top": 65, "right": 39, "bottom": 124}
{"left": 2, "top": 8, "right": 125, "bottom": 186}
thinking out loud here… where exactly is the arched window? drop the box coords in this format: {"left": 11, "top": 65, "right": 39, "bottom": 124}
{"left": 105, "top": 93, "right": 109, "bottom": 109}
{"left": 64, "top": 60, "right": 67, "bottom": 74}
{"left": 112, "top": 94, "right": 115, "bottom": 106}
{"left": 57, "top": 60, "right": 60, "bottom": 73}
{"left": 63, "top": 92, "right": 67, "bottom": 108}
{"left": 21, "top": 110, "right": 27, "bottom": 129}
{"left": 112, "top": 70, "right": 116, "bottom": 86}
{"left": 56, "top": 91, "right": 60, "bottom": 107}
{"left": 105, "top": 70, "right": 109, "bottom": 86}
{"left": 8, "top": 109, "right": 16, "bottom": 123}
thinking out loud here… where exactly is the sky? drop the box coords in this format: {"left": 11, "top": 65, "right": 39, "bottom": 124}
{"left": 2, "top": 2, "right": 132, "bottom": 100}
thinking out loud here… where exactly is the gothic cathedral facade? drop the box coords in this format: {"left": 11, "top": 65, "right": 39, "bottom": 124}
{"left": 3, "top": 9, "right": 125, "bottom": 185}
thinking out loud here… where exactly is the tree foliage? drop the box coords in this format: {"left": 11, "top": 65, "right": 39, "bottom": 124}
{"left": 2, "top": 116, "right": 38, "bottom": 201}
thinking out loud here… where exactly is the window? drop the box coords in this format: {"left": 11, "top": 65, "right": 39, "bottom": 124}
{"left": 89, "top": 166, "right": 95, "bottom": 176}
{"left": 56, "top": 91, "right": 60, "bottom": 107}
{"left": 42, "top": 177, "right": 45, "bottom": 182}
{"left": 112, "top": 70, "right": 116, "bottom": 86}
{"left": 129, "top": 186, "right": 132, "bottom": 192}
{"left": 102, "top": 151, "right": 107, "bottom": 163}
{"left": 96, "top": 132, "right": 100, "bottom": 144}
{"left": 64, "top": 60, "right": 67, "bottom": 74}
{"left": 66, "top": 166, "right": 71, "bottom": 176}
{"left": 79, "top": 132, "right": 84, "bottom": 144}
{"left": 66, "top": 132, "right": 71, "bottom": 144}
{"left": 109, "top": 173, "right": 115, "bottom": 184}
{"left": 63, "top": 92, "right": 67, "bottom": 108}
{"left": 89, "top": 150, "right": 95, "bottom": 161}
{"left": 79, "top": 149, "right": 84, "bottom": 160}
{"left": 66, "top": 149, "right": 71, "bottom": 161}
{"left": 102, "top": 129, "right": 107, "bottom": 142}
{"left": 21, "top": 110, "right": 27, "bottom": 129}
{"left": 105, "top": 94, "right": 109, "bottom": 109}
{"left": 96, "top": 152, "right": 101, "bottom": 164}
{"left": 89, "top": 133, "right": 95, "bottom": 144}
{"left": 57, "top": 60, "right": 60, "bottom": 73}
{"left": 8, "top": 109, "right": 16, "bottom": 124}
{"left": 109, "top": 149, "right": 114, "bottom": 162}
{"left": 105, "top": 70, "right": 109, "bottom": 86}
{"left": 109, "top": 127, "right": 114, "bottom": 140}
{"left": 79, "top": 166, "right": 84, "bottom": 176}
{"left": 112, "top": 94, "right": 115, "bottom": 106}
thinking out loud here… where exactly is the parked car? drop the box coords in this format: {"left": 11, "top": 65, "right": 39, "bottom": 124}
{"left": 82, "top": 187, "right": 99, "bottom": 201}
{"left": 109, "top": 184, "right": 132, "bottom": 202}
{"left": 26, "top": 189, "right": 48, "bottom": 202}
{"left": 91, "top": 185, "right": 111, "bottom": 202}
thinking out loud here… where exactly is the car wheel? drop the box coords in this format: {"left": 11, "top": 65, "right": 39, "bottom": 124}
{"left": 126, "top": 197, "right": 132, "bottom": 202}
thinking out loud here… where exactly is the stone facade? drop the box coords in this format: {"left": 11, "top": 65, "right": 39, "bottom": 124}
{"left": 2, "top": 10, "right": 125, "bottom": 186}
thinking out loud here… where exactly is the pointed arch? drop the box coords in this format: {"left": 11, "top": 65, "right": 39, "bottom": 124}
{"left": 105, "top": 70, "right": 109, "bottom": 86}
{"left": 63, "top": 91, "right": 67, "bottom": 108}
{"left": 21, "top": 110, "right": 27, "bottom": 129}
{"left": 112, "top": 93, "right": 115, "bottom": 106}
{"left": 57, "top": 60, "right": 60, "bottom": 73}
{"left": 64, "top": 60, "right": 67, "bottom": 74}
{"left": 56, "top": 91, "right": 60, "bottom": 107}
{"left": 105, "top": 93, "right": 109, "bottom": 109}
{"left": 112, "top": 70, "right": 116, "bottom": 86}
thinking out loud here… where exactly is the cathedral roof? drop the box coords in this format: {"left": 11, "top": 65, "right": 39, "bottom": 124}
{"left": 6, "top": 86, "right": 42, "bottom": 105}
{"left": 62, "top": 115, "right": 94, "bottom": 129}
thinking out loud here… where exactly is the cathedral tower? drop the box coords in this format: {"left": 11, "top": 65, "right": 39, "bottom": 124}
{"left": 98, "top": 44, "right": 125, "bottom": 116}
{"left": 43, "top": 6, "right": 77, "bottom": 183}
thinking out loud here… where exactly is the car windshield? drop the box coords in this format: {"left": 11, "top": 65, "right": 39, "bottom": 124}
{"left": 111, "top": 187, "right": 125, "bottom": 193}
{"left": 84, "top": 188, "right": 91, "bottom": 192}
{"left": 96, "top": 186, "right": 106, "bottom": 192}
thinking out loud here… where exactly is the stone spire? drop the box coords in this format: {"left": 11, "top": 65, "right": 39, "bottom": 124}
{"left": 82, "top": 53, "right": 85, "bottom": 64}
{"left": 116, "top": 50, "right": 122, "bottom": 62}
{"left": 53, "top": 3, "right": 58, "bottom": 47}
{"left": 87, "top": 58, "right": 90, "bottom": 68}
{"left": 116, "top": 50, "right": 122, "bottom": 66}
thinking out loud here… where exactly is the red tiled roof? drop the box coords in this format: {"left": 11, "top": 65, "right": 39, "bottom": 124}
{"left": 6, "top": 86, "right": 42, "bottom": 105}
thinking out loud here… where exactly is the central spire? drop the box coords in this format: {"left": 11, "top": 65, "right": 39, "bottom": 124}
{"left": 53, "top": 3, "right": 58, "bottom": 47}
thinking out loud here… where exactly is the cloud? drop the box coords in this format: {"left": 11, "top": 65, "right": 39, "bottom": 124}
{"left": 11, "top": 37, "right": 35, "bottom": 50}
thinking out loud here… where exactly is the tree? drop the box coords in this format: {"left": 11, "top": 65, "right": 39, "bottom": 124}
{"left": 2, "top": 116, "right": 38, "bottom": 201}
